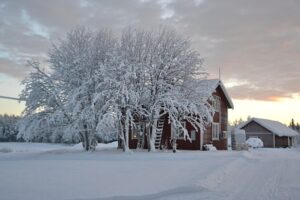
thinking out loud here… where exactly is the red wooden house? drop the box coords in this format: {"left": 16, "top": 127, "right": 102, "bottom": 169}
{"left": 128, "top": 79, "right": 234, "bottom": 150}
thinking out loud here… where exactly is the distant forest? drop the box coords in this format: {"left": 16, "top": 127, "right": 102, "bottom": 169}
{"left": 0, "top": 114, "right": 117, "bottom": 143}
{"left": 0, "top": 114, "right": 20, "bottom": 142}
{"left": 289, "top": 118, "right": 300, "bottom": 133}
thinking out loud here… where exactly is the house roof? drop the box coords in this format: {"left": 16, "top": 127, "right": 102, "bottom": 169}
{"left": 238, "top": 117, "right": 298, "bottom": 137}
{"left": 197, "top": 79, "right": 234, "bottom": 109}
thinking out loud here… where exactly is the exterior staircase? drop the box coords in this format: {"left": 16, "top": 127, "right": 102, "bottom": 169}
{"left": 154, "top": 117, "right": 165, "bottom": 149}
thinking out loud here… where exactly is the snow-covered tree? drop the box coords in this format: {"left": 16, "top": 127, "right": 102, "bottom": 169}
{"left": 49, "top": 28, "right": 99, "bottom": 150}
{"left": 19, "top": 26, "right": 214, "bottom": 152}
{"left": 289, "top": 118, "right": 296, "bottom": 130}
{"left": 19, "top": 28, "right": 118, "bottom": 149}
{"left": 116, "top": 27, "right": 214, "bottom": 151}
{"left": 18, "top": 59, "right": 66, "bottom": 143}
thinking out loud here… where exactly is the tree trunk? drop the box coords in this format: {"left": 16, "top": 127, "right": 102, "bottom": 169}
{"left": 83, "top": 124, "right": 90, "bottom": 151}
{"left": 117, "top": 125, "right": 123, "bottom": 149}
{"left": 81, "top": 124, "right": 97, "bottom": 151}
{"left": 172, "top": 126, "right": 177, "bottom": 153}
{"left": 118, "top": 120, "right": 126, "bottom": 152}
{"left": 119, "top": 114, "right": 130, "bottom": 152}
{"left": 147, "top": 129, "right": 151, "bottom": 152}
{"left": 137, "top": 131, "right": 142, "bottom": 149}
{"left": 172, "top": 137, "right": 177, "bottom": 153}
{"left": 124, "top": 113, "right": 130, "bottom": 152}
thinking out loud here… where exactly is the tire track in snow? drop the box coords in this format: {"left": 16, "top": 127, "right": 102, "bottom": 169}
{"left": 69, "top": 186, "right": 211, "bottom": 200}
{"left": 214, "top": 151, "right": 295, "bottom": 200}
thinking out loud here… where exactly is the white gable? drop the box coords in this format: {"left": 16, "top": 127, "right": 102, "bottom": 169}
{"left": 197, "top": 79, "right": 234, "bottom": 109}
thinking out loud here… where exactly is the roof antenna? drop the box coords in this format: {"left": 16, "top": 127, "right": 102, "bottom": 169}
{"left": 219, "top": 67, "right": 221, "bottom": 81}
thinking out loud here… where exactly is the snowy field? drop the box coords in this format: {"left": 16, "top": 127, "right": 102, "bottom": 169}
{"left": 1, "top": 143, "right": 300, "bottom": 200}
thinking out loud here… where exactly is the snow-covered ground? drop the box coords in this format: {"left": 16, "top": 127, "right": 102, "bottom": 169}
{"left": 1, "top": 143, "right": 300, "bottom": 200}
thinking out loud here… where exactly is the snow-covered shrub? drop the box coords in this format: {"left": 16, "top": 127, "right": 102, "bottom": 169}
{"left": 203, "top": 144, "right": 217, "bottom": 151}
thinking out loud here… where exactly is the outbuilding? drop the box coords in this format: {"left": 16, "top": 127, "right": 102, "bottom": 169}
{"left": 238, "top": 118, "right": 298, "bottom": 148}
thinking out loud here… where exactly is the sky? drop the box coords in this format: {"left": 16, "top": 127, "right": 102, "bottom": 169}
{"left": 0, "top": 0, "right": 299, "bottom": 124}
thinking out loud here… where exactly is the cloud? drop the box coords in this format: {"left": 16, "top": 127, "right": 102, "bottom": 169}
{"left": 0, "top": 0, "right": 299, "bottom": 101}
{"left": 169, "top": 0, "right": 300, "bottom": 100}
{"left": 21, "top": 9, "right": 50, "bottom": 39}
{"left": 0, "top": 58, "right": 30, "bottom": 79}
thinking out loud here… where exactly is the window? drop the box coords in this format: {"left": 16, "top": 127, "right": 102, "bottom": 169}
{"left": 171, "top": 122, "right": 186, "bottom": 140}
{"left": 212, "top": 123, "right": 220, "bottom": 140}
{"left": 213, "top": 95, "right": 221, "bottom": 112}
{"left": 177, "top": 122, "right": 186, "bottom": 139}
{"left": 132, "top": 123, "right": 144, "bottom": 140}
{"left": 191, "top": 130, "right": 196, "bottom": 141}
{"left": 220, "top": 131, "right": 227, "bottom": 139}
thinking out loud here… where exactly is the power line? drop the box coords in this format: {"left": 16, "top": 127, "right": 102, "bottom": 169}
{"left": 0, "top": 95, "right": 24, "bottom": 101}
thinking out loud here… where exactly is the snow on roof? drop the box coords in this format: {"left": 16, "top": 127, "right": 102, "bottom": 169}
{"left": 239, "top": 118, "right": 298, "bottom": 137}
{"left": 197, "top": 79, "right": 234, "bottom": 109}
{"left": 197, "top": 79, "right": 219, "bottom": 93}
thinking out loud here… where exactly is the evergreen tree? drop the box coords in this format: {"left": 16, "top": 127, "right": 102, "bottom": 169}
{"left": 296, "top": 123, "right": 300, "bottom": 133}
{"left": 289, "top": 118, "right": 296, "bottom": 130}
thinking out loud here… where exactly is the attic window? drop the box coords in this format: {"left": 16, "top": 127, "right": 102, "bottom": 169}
{"left": 213, "top": 95, "right": 221, "bottom": 112}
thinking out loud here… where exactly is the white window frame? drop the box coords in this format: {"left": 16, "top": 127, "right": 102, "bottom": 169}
{"left": 212, "top": 122, "right": 220, "bottom": 140}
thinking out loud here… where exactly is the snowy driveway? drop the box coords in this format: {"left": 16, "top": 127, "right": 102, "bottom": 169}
{"left": 1, "top": 143, "right": 300, "bottom": 200}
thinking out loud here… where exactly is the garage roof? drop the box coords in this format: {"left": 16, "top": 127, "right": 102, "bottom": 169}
{"left": 238, "top": 118, "right": 298, "bottom": 137}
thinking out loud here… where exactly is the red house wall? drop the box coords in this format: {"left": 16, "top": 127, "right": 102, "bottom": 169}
{"left": 160, "top": 116, "right": 201, "bottom": 150}
{"left": 212, "top": 87, "right": 228, "bottom": 150}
